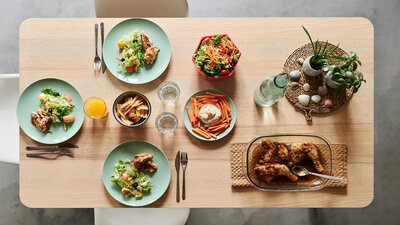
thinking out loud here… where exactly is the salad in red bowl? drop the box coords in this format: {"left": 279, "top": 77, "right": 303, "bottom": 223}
{"left": 193, "top": 34, "right": 241, "bottom": 80}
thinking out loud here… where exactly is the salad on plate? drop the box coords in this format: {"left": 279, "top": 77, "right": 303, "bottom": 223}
{"left": 111, "top": 153, "right": 157, "bottom": 198}
{"left": 117, "top": 31, "right": 160, "bottom": 74}
{"left": 193, "top": 34, "right": 241, "bottom": 78}
{"left": 31, "top": 88, "right": 75, "bottom": 133}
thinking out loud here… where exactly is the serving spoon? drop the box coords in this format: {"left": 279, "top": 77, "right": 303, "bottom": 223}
{"left": 291, "top": 165, "right": 343, "bottom": 182}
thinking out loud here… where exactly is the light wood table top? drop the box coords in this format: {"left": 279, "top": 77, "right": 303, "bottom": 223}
{"left": 19, "top": 18, "right": 374, "bottom": 208}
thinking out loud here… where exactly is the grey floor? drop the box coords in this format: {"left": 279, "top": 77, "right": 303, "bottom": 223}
{"left": 1, "top": 0, "right": 399, "bottom": 224}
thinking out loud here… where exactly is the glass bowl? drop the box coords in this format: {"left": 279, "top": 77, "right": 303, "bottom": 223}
{"left": 243, "top": 134, "right": 333, "bottom": 191}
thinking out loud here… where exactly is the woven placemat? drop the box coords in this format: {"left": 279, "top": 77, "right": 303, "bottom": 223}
{"left": 283, "top": 42, "right": 353, "bottom": 120}
{"left": 230, "top": 142, "right": 348, "bottom": 188}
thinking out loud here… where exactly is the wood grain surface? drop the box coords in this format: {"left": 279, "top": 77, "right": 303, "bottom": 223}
{"left": 19, "top": 18, "right": 374, "bottom": 208}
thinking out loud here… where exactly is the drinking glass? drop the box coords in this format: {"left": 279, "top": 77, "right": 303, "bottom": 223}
{"left": 84, "top": 97, "right": 108, "bottom": 119}
{"left": 157, "top": 81, "right": 180, "bottom": 103}
{"left": 155, "top": 112, "right": 178, "bottom": 134}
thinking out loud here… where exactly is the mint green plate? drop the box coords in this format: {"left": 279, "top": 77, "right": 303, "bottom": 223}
{"left": 103, "top": 18, "right": 171, "bottom": 84}
{"left": 102, "top": 140, "right": 171, "bottom": 207}
{"left": 16, "top": 78, "right": 84, "bottom": 144}
{"left": 183, "top": 89, "right": 237, "bottom": 141}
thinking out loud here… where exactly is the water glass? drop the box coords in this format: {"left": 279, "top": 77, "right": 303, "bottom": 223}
{"left": 157, "top": 81, "right": 180, "bottom": 103}
{"left": 155, "top": 112, "right": 178, "bottom": 134}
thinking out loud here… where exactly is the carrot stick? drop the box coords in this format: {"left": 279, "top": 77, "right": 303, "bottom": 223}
{"left": 193, "top": 98, "right": 198, "bottom": 118}
{"left": 214, "top": 128, "right": 225, "bottom": 136}
{"left": 192, "top": 128, "right": 210, "bottom": 139}
{"left": 204, "top": 120, "right": 223, "bottom": 128}
{"left": 210, "top": 133, "right": 217, "bottom": 139}
{"left": 186, "top": 106, "right": 194, "bottom": 124}
{"left": 205, "top": 92, "right": 225, "bottom": 98}
{"left": 195, "top": 95, "right": 217, "bottom": 99}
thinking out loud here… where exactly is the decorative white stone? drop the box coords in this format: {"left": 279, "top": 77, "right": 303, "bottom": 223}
{"left": 324, "top": 99, "right": 333, "bottom": 107}
{"left": 303, "top": 83, "right": 310, "bottom": 91}
{"left": 317, "top": 85, "right": 328, "bottom": 96}
{"left": 311, "top": 95, "right": 321, "bottom": 103}
{"left": 289, "top": 70, "right": 301, "bottom": 81}
{"left": 298, "top": 94, "right": 310, "bottom": 106}
{"left": 297, "top": 58, "right": 304, "bottom": 65}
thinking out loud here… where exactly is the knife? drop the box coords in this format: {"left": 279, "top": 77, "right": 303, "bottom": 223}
{"left": 100, "top": 22, "right": 106, "bottom": 73}
{"left": 175, "top": 151, "right": 181, "bottom": 202}
{"left": 26, "top": 143, "right": 79, "bottom": 150}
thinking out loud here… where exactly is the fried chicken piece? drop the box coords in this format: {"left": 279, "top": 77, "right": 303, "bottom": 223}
{"left": 132, "top": 153, "right": 157, "bottom": 172}
{"left": 140, "top": 32, "right": 153, "bottom": 50}
{"left": 302, "top": 143, "right": 324, "bottom": 173}
{"left": 143, "top": 46, "right": 160, "bottom": 64}
{"left": 31, "top": 107, "right": 52, "bottom": 132}
{"left": 287, "top": 143, "right": 324, "bottom": 173}
{"left": 260, "top": 139, "right": 278, "bottom": 163}
{"left": 276, "top": 144, "right": 290, "bottom": 162}
{"left": 254, "top": 163, "right": 298, "bottom": 182}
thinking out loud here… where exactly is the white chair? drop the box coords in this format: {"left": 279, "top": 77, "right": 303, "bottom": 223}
{"left": 95, "top": 208, "right": 190, "bottom": 225}
{"left": 94, "top": 0, "right": 188, "bottom": 17}
{"left": 0, "top": 73, "right": 19, "bottom": 164}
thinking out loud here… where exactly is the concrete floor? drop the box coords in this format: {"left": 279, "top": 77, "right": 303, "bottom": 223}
{"left": 1, "top": 0, "right": 399, "bottom": 224}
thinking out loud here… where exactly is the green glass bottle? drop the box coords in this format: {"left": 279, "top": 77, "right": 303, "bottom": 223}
{"left": 254, "top": 73, "right": 289, "bottom": 107}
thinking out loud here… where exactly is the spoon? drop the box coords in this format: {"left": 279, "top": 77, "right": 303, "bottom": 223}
{"left": 292, "top": 165, "right": 343, "bottom": 182}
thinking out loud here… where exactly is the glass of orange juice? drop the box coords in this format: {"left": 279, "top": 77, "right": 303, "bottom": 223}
{"left": 84, "top": 97, "right": 108, "bottom": 119}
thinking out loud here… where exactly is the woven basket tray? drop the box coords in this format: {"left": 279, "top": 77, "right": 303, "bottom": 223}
{"left": 283, "top": 42, "right": 353, "bottom": 120}
{"left": 230, "top": 142, "right": 348, "bottom": 188}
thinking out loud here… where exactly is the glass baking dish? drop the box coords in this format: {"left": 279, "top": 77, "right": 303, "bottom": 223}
{"left": 242, "top": 134, "right": 333, "bottom": 191}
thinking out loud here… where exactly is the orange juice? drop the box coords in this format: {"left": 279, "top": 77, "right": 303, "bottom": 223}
{"left": 88, "top": 100, "right": 106, "bottom": 118}
{"left": 84, "top": 97, "right": 107, "bottom": 119}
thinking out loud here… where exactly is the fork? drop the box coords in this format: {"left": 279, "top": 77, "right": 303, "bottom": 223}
{"left": 94, "top": 24, "right": 101, "bottom": 71}
{"left": 181, "top": 152, "right": 188, "bottom": 200}
{"left": 26, "top": 148, "right": 73, "bottom": 157}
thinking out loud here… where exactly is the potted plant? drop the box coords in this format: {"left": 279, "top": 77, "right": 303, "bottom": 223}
{"left": 302, "top": 26, "right": 341, "bottom": 76}
{"left": 326, "top": 52, "right": 366, "bottom": 93}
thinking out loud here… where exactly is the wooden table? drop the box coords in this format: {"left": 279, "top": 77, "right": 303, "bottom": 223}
{"left": 19, "top": 18, "right": 374, "bottom": 208}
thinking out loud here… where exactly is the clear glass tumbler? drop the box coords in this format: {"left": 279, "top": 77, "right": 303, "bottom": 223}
{"left": 157, "top": 81, "right": 180, "bottom": 103}
{"left": 155, "top": 112, "right": 178, "bottom": 134}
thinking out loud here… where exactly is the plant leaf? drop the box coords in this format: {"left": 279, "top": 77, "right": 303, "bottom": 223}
{"left": 302, "top": 26, "right": 316, "bottom": 55}
{"left": 326, "top": 43, "right": 340, "bottom": 57}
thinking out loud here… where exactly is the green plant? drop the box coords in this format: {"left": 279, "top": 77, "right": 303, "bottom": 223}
{"left": 302, "top": 26, "right": 342, "bottom": 70}
{"left": 328, "top": 52, "right": 366, "bottom": 93}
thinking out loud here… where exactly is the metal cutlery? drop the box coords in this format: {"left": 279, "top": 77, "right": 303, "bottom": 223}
{"left": 94, "top": 24, "right": 101, "bottom": 71}
{"left": 26, "top": 143, "right": 78, "bottom": 150}
{"left": 181, "top": 152, "right": 188, "bottom": 200}
{"left": 175, "top": 151, "right": 181, "bottom": 202}
{"left": 26, "top": 148, "right": 73, "bottom": 157}
{"left": 100, "top": 22, "right": 106, "bottom": 73}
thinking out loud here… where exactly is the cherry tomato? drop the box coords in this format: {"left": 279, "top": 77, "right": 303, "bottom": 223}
{"left": 218, "top": 49, "right": 226, "bottom": 54}
{"left": 63, "top": 94, "right": 72, "bottom": 102}
{"left": 125, "top": 64, "right": 136, "bottom": 73}
{"left": 121, "top": 188, "right": 131, "bottom": 194}
{"left": 220, "top": 69, "right": 229, "bottom": 76}
{"left": 203, "top": 37, "right": 211, "bottom": 43}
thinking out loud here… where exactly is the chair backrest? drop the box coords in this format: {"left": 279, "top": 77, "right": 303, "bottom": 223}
{"left": 0, "top": 74, "right": 19, "bottom": 164}
{"left": 94, "top": 0, "right": 188, "bottom": 17}
{"left": 94, "top": 208, "right": 190, "bottom": 225}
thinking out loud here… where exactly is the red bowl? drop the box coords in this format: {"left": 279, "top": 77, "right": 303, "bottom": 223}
{"left": 192, "top": 34, "right": 241, "bottom": 80}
